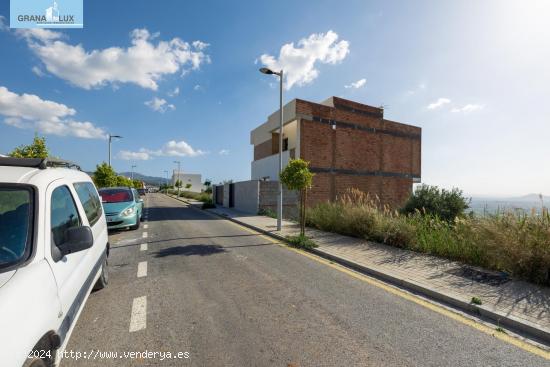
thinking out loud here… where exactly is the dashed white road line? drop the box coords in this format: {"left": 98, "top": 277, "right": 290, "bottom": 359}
{"left": 142, "top": 231, "right": 148, "bottom": 238}
{"left": 140, "top": 243, "right": 148, "bottom": 251}
{"left": 129, "top": 296, "right": 147, "bottom": 332}
{"left": 143, "top": 224, "right": 148, "bottom": 229}
{"left": 137, "top": 261, "right": 147, "bottom": 278}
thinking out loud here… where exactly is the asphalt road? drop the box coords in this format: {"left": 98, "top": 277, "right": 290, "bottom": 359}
{"left": 64, "top": 193, "right": 549, "bottom": 367}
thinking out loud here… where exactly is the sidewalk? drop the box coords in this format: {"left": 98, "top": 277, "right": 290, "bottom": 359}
{"left": 199, "top": 203, "right": 550, "bottom": 345}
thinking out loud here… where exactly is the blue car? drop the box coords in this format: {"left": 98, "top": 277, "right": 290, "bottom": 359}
{"left": 98, "top": 187, "right": 144, "bottom": 230}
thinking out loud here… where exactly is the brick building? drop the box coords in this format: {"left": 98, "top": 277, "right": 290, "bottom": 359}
{"left": 250, "top": 96, "right": 421, "bottom": 208}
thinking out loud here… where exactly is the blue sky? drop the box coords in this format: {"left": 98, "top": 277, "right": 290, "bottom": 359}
{"left": 0, "top": 0, "right": 549, "bottom": 196}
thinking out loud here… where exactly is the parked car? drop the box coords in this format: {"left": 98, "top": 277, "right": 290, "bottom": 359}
{"left": 98, "top": 187, "right": 143, "bottom": 230}
{"left": 137, "top": 188, "right": 147, "bottom": 196}
{"left": 0, "top": 157, "right": 109, "bottom": 367}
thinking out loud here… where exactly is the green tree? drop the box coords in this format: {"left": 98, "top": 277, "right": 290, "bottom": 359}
{"left": 400, "top": 184, "right": 470, "bottom": 222}
{"left": 115, "top": 175, "right": 133, "bottom": 187}
{"left": 92, "top": 163, "right": 118, "bottom": 188}
{"left": 132, "top": 179, "right": 142, "bottom": 189}
{"left": 175, "top": 179, "right": 182, "bottom": 189}
{"left": 9, "top": 134, "right": 50, "bottom": 158}
{"left": 279, "top": 159, "right": 314, "bottom": 236}
{"left": 185, "top": 183, "right": 192, "bottom": 190}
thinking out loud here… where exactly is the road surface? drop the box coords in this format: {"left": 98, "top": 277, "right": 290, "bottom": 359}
{"left": 64, "top": 193, "right": 548, "bottom": 366}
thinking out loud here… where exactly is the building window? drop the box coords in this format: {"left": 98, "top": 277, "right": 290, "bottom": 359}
{"left": 283, "top": 138, "right": 289, "bottom": 151}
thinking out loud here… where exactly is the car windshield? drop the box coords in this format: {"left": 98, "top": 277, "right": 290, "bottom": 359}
{"left": 98, "top": 189, "right": 133, "bottom": 203}
{"left": 0, "top": 186, "right": 32, "bottom": 268}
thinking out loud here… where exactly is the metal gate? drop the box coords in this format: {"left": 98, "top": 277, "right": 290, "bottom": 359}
{"left": 229, "top": 183, "right": 235, "bottom": 207}
{"left": 215, "top": 185, "right": 224, "bottom": 205}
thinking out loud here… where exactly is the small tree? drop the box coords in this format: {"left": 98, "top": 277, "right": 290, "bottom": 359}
{"left": 185, "top": 183, "right": 192, "bottom": 190}
{"left": 279, "top": 159, "right": 314, "bottom": 236}
{"left": 9, "top": 134, "right": 49, "bottom": 158}
{"left": 93, "top": 163, "right": 118, "bottom": 188}
{"left": 204, "top": 179, "right": 212, "bottom": 194}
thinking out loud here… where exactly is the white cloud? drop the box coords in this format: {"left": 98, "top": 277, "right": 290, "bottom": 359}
{"left": 0, "top": 86, "right": 106, "bottom": 139}
{"left": 18, "top": 28, "right": 210, "bottom": 90}
{"left": 167, "top": 87, "right": 180, "bottom": 97}
{"left": 31, "top": 66, "right": 45, "bottom": 77}
{"left": 0, "top": 15, "right": 8, "bottom": 31}
{"left": 16, "top": 28, "right": 65, "bottom": 43}
{"left": 427, "top": 97, "right": 451, "bottom": 110}
{"left": 118, "top": 139, "right": 205, "bottom": 161}
{"left": 406, "top": 83, "right": 426, "bottom": 96}
{"left": 161, "top": 140, "right": 204, "bottom": 157}
{"left": 144, "top": 97, "right": 175, "bottom": 113}
{"left": 117, "top": 149, "right": 151, "bottom": 161}
{"left": 193, "top": 84, "right": 202, "bottom": 91}
{"left": 192, "top": 40, "right": 209, "bottom": 50}
{"left": 345, "top": 78, "right": 366, "bottom": 89}
{"left": 218, "top": 149, "right": 230, "bottom": 155}
{"left": 259, "top": 30, "right": 350, "bottom": 90}
{"left": 451, "top": 104, "right": 484, "bottom": 113}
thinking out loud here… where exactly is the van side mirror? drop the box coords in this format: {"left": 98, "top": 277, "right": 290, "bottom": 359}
{"left": 53, "top": 226, "right": 94, "bottom": 261}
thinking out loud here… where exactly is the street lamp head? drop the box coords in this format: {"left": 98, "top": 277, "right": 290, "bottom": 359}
{"left": 259, "top": 67, "right": 274, "bottom": 75}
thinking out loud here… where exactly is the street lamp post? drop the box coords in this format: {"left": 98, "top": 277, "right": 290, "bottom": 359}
{"left": 164, "top": 170, "right": 169, "bottom": 193}
{"left": 131, "top": 165, "right": 137, "bottom": 181}
{"left": 259, "top": 67, "right": 283, "bottom": 231}
{"left": 174, "top": 161, "right": 181, "bottom": 197}
{"left": 108, "top": 134, "right": 122, "bottom": 167}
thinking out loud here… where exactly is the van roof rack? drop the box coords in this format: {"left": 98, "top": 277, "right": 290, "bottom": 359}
{"left": 0, "top": 157, "right": 81, "bottom": 170}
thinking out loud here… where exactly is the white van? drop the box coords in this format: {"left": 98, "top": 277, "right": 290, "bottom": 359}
{"left": 0, "top": 157, "right": 109, "bottom": 367}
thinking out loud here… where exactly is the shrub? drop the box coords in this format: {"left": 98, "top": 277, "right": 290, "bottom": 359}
{"left": 178, "top": 191, "right": 212, "bottom": 202}
{"left": 202, "top": 198, "right": 216, "bottom": 209}
{"left": 258, "top": 207, "right": 277, "bottom": 219}
{"left": 401, "top": 184, "right": 470, "bottom": 222}
{"left": 286, "top": 234, "right": 317, "bottom": 249}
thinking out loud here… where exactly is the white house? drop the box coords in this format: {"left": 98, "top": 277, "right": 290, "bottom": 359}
{"left": 172, "top": 170, "right": 204, "bottom": 193}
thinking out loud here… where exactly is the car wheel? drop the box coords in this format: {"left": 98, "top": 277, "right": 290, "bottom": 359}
{"left": 93, "top": 257, "right": 109, "bottom": 290}
{"left": 23, "top": 356, "right": 48, "bottom": 367}
{"left": 130, "top": 218, "right": 140, "bottom": 230}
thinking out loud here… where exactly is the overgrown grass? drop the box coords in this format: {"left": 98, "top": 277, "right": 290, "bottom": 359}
{"left": 258, "top": 207, "right": 277, "bottom": 219}
{"left": 176, "top": 190, "right": 212, "bottom": 203}
{"left": 307, "top": 189, "right": 550, "bottom": 285}
{"left": 286, "top": 234, "right": 318, "bottom": 249}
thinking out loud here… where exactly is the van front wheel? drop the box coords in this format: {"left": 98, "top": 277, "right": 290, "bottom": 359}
{"left": 93, "top": 257, "right": 109, "bottom": 291}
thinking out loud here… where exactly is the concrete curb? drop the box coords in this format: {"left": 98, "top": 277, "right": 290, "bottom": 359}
{"left": 164, "top": 194, "right": 550, "bottom": 345}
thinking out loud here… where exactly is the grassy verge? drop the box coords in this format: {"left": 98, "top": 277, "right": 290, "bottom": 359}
{"left": 168, "top": 190, "right": 214, "bottom": 209}
{"left": 306, "top": 190, "right": 550, "bottom": 285}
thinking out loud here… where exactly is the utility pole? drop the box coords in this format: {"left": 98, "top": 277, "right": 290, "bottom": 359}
{"left": 131, "top": 165, "right": 137, "bottom": 180}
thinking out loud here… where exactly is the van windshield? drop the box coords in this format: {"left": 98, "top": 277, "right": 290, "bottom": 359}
{"left": 0, "top": 186, "right": 33, "bottom": 269}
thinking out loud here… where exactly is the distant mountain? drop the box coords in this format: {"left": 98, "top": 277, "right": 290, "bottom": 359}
{"left": 508, "top": 194, "right": 550, "bottom": 202}
{"left": 469, "top": 194, "right": 549, "bottom": 215}
{"left": 118, "top": 172, "right": 169, "bottom": 186}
